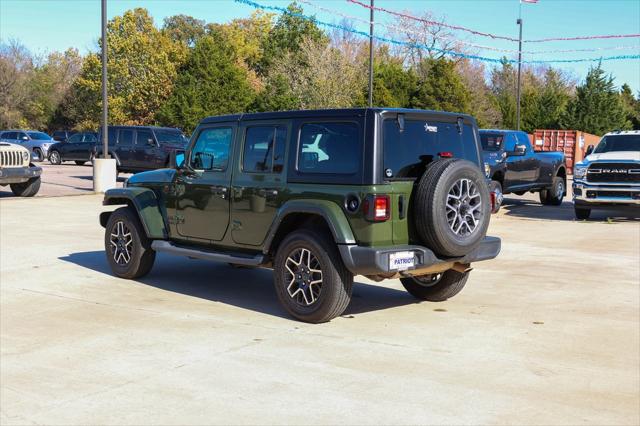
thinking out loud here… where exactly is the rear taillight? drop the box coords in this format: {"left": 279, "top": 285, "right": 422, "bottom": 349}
{"left": 438, "top": 151, "right": 453, "bottom": 158}
{"left": 363, "top": 194, "right": 390, "bottom": 221}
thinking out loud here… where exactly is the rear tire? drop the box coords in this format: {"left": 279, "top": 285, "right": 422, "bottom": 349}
{"left": 400, "top": 270, "right": 470, "bottom": 302}
{"left": 575, "top": 207, "right": 591, "bottom": 220}
{"left": 413, "top": 159, "right": 491, "bottom": 257}
{"left": 49, "top": 150, "right": 62, "bottom": 165}
{"left": 10, "top": 177, "right": 40, "bottom": 197}
{"left": 104, "top": 207, "right": 156, "bottom": 279}
{"left": 540, "top": 177, "right": 565, "bottom": 206}
{"left": 274, "top": 229, "right": 353, "bottom": 323}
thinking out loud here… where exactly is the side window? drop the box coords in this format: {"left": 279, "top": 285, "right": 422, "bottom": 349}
{"left": 85, "top": 133, "right": 98, "bottom": 143}
{"left": 107, "top": 128, "right": 116, "bottom": 144}
{"left": 297, "top": 122, "right": 359, "bottom": 174}
{"left": 136, "top": 130, "right": 155, "bottom": 146}
{"left": 516, "top": 132, "right": 531, "bottom": 150}
{"left": 17, "top": 132, "right": 28, "bottom": 141}
{"left": 67, "top": 134, "right": 83, "bottom": 143}
{"left": 117, "top": 129, "right": 134, "bottom": 146}
{"left": 504, "top": 134, "right": 517, "bottom": 152}
{"left": 3, "top": 132, "right": 16, "bottom": 139}
{"left": 243, "top": 126, "right": 287, "bottom": 173}
{"left": 190, "top": 127, "right": 232, "bottom": 171}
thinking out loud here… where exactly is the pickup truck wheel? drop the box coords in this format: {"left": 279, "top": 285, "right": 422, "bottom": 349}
{"left": 575, "top": 207, "right": 591, "bottom": 220}
{"left": 10, "top": 177, "right": 40, "bottom": 197}
{"left": 104, "top": 207, "right": 156, "bottom": 279}
{"left": 540, "top": 177, "right": 565, "bottom": 206}
{"left": 414, "top": 159, "right": 491, "bottom": 257}
{"left": 400, "top": 270, "right": 470, "bottom": 302}
{"left": 274, "top": 229, "right": 353, "bottom": 323}
{"left": 489, "top": 180, "right": 503, "bottom": 213}
{"left": 49, "top": 150, "right": 62, "bottom": 165}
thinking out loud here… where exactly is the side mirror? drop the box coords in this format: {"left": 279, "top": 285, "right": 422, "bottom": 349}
{"left": 585, "top": 145, "right": 594, "bottom": 156}
{"left": 21, "top": 136, "right": 29, "bottom": 141}
{"left": 169, "top": 149, "right": 185, "bottom": 169}
{"left": 507, "top": 144, "right": 526, "bottom": 157}
{"left": 147, "top": 138, "right": 156, "bottom": 146}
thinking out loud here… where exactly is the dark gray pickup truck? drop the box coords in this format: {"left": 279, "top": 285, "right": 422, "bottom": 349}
{"left": 480, "top": 129, "right": 567, "bottom": 208}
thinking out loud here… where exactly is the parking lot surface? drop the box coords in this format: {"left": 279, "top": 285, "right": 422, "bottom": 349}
{"left": 1, "top": 191, "right": 639, "bottom": 424}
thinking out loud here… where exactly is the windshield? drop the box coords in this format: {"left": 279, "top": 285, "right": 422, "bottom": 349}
{"left": 479, "top": 133, "right": 503, "bottom": 151}
{"left": 27, "top": 132, "right": 52, "bottom": 140}
{"left": 593, "top": 134, "right": 640, "bottom": 153}
{"left": 154, "top": 129, "right": 188, "bottom": 145}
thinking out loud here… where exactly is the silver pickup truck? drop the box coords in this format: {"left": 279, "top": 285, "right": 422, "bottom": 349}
{"left": 573, "top": 130, "right": 640, "bottom": 219}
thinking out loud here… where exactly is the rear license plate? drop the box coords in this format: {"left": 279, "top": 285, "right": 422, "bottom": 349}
{"left": 389, "top": 251, "right": 415, "bottom": 270}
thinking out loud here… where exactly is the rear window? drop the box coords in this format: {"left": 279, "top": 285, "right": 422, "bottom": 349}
{"left": 297, "top": 122, "right": 360, "bottom": 174}
{"left": 383, "top": 119, "right": 477, "bottom": 179}
{"left": 480, "top": 133, "right": 503, "bottom": 151}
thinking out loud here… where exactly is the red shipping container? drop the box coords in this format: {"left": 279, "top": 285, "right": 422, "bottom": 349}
{"left": 530, "top": 129, "right": 601, "bottom": 174}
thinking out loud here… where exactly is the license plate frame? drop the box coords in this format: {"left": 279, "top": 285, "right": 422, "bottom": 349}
{"left": 389, "top": 251, "right": 415, "bottom": 271}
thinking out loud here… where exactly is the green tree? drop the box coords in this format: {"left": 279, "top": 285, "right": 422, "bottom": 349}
{"left": 156, "top": 34, "right": 255, "bottom": 133}
{"left": 67, "top": 8, "right": 186, "bottom": 128}
{"left": 489, "top": 59, "right": 517, "bottom": 129}
{"left": 561, "top": 64, "right": 628, "bottom": 134}
{"left": 620, "top": 83, "right": 640, "bottom": 129}
{"left": 410, "top": 58, "right": 470, "bottom": 113}
{"left": 371, "top": 59, "right": 416, "bottom": 108}
{"left": 162, "top": 15, "right": 206, "bottom": 47}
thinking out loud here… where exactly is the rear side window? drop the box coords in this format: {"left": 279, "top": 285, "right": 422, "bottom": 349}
{"left": 67, "top": 134, "right": 83, "bottom": 143}
{"left": 2, "top": 132, "right": 17, "bottom": 139}
{"left": 84, "top": 133, "right": 98, "bottom": 143}
{"left": 383, "top": 119, "right": 476, "bottom": 179}
{"left": 243, "top": 126, "right": 286, "bottom": 173}
{"left": 117, "top": 129, "right": 134, "bottom": 145}
{"left": 297, "top": 122, "right": 360, "bottom": 174}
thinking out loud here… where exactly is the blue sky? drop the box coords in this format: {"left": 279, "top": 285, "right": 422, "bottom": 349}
{"left": 1, "top": 0, "right": 639, "bottom": 91}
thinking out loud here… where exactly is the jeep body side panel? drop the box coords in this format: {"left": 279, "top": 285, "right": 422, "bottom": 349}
{"left": 102, "top": 187, "right": 168, "bottom": 239}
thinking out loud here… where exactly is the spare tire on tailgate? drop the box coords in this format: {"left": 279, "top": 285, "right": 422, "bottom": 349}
{"left": 413, "top": 158, "right": 490, "bottom": 257}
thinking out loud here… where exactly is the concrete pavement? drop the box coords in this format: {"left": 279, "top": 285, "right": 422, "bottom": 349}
{"left": 1, "top": 194, "right": 639, "bottom": 425}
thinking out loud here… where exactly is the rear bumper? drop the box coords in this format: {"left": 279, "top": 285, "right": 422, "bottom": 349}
{"left": 0, "top": 166, "right": 42, "bottom": 184}
{"left": 338, "top": 236, "right": 501, "bottom": 276}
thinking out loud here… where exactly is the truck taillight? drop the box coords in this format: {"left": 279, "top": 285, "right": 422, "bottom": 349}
{"left": 363, "top": 194, "right": 390, "bottom": 221}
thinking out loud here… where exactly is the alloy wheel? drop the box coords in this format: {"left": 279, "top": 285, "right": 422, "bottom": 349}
{"left": 446, "top": 178, "right": 483, "bottom": 236}
{"left": 110, "top": 220, "right": 133, "bottom": 265}
{"left": 284, "top": 248, "right": 323, "bottom": 306}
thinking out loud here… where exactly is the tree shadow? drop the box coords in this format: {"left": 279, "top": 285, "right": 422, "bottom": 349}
{"left": 59, "top": 251, "right": 417, "bottom": 320}
{"left": 500, "top": 197, "right": 639, "bottom": 223}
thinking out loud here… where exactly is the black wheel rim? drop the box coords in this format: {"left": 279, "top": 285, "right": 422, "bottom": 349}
{"left": 110, "top": 220, "right": 133, "bottom": 265}
{"left": 284, "top": 248, "right": 323, "bottom": 307}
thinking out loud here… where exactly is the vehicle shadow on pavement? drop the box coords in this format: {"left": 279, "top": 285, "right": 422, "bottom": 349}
{"left": 71, "top": 175, "right": 129, "bottom": 182}
{"left": 500, "top": 197, "right": 639, "bottom": 223}
{"left": 60, "top": 251, "right": 417, "bottom": 319}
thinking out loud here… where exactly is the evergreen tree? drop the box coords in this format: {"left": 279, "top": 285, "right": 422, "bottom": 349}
{"left": 561, "top": 64, "right": 627, "bottom": 134}
{"left": 620, "top": 83, "right": 640, "bottom": 129}
{"left": 156, "top": 33, "right": 255, "bottom": 133}
{"left": 410, "top": 58, "right": 470, "bottom": 114}
{"left": 489, "top": 59, "right": 517, "bottom": 129}
{"left": 371, "top": 60, "right": 417, "bottom": 108}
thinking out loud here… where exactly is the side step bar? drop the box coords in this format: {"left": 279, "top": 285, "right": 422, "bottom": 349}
{"left": 151, "top": 240, "right": 265, "bottom": 266}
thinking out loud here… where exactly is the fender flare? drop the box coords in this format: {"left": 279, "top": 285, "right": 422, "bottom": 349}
{"left": 100, "top": 187, "right": 167, "bottom": 239}
{"left": 263, "top": 199, "right": 356, "bottom": 254}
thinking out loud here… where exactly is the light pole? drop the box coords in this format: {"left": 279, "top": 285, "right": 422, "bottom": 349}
{"left": 368, "top": 0, "right": 374, "bottom": 107}
{"left": 93, "top": 0, "right": 117, "bottom": 192}
{"left": 101, "top": 0, "right": 108, "bottom": 159}
{"left": 516, "top": 16, "right": 523, "bottom": 130}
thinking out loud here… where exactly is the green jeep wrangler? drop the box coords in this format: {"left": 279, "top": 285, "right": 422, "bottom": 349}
{"left": 100, "top": 108, "right": 500, "bottom": 323}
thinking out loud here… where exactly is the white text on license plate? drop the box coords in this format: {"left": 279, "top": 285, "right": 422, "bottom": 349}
{"left": 389, "top": 251, "right": 415, "bottom": 270}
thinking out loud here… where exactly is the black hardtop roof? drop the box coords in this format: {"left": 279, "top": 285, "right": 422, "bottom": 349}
{"left": 104, "top": 125, "right": 182, "bottom": 132}
{"left": 200, "top": 108, "right": 475, "bottom": 125}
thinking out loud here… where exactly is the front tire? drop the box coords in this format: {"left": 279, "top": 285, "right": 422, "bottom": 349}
{"left": 274, "top": 229, "right": 353, "bottom": 323}
{"left": 540, "top": 176, "right": 565, "bottom": 206}
{"left": 49, "top": 150, "right": 62, "bottom": 165}
{"left": 575, "top": 207, "right": 591, "bottom": 220}
{"left": 10, "top": 177, "right": 40, "bottom": 197}
{"left": 33, "top": 148, "right": 43, "bottom": 162}
{"left": 400, "top": 270, "right": 470, "bottom": 302}
{"left": 104, "top": 207, "right": 156, "bottom": 279}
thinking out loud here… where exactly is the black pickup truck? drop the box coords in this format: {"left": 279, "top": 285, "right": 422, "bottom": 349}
{"left": 480, "top": 129, "right": 567, "bottom": 207}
